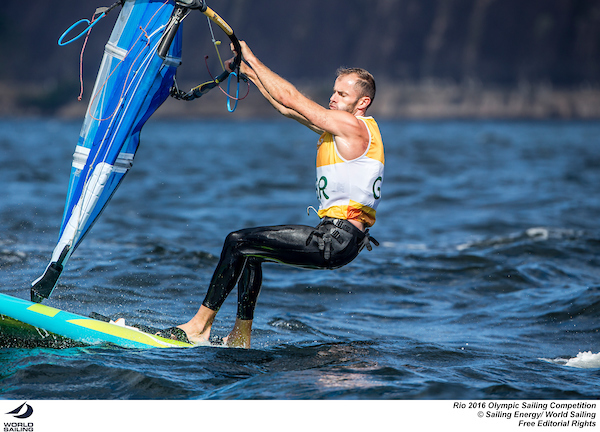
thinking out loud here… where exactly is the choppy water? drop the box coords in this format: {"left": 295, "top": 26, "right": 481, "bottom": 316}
{"left": 0, "top": 118, "right": 599, "bottom": 400}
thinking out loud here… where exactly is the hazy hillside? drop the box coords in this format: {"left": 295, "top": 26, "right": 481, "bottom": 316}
{"left": 1, "top": 0, "right": 599, "bottom": 118}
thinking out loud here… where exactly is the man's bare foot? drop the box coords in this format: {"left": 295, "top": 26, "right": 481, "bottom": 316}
{"left": 223, "top": 318, "right": 253, "bottom": 348}
{"left": 177, "top": 305, "right": 218, "bottom": 345}
{"left": 177, "top": 324, "right": 210, "bottom": 345}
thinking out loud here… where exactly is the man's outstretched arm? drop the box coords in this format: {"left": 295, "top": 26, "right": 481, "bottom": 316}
{"left": 236, "top": 41, "right": 368, "bottom": 148}
{"left": 229, "top": 44, "right": 322, "bottom": 134}
{"left": 234, "top": 55, "right": 323, "bottom": 134}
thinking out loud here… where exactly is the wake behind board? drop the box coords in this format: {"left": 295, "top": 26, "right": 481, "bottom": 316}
{"left": 0, "top": 293, "right": 192, "bottom": 349}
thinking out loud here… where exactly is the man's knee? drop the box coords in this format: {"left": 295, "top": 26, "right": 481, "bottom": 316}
{"left": 223, "top": 230, "right": 245, "bottom": 251}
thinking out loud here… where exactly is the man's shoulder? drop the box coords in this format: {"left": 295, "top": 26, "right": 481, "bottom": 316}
{"left": 356, "top": 115, "right": 376, "bottom": 123}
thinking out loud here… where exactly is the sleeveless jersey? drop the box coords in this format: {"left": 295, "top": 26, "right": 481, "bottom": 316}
{"left": 315, "top": 116, "right": 384, "bottom": 227}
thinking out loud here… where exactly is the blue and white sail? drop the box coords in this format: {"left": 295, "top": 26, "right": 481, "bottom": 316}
{"left": 31, "top": 0, "right": 242, "bottom": 303}
{"left": 31, "top": 0, "right": 183, "bottom": 302}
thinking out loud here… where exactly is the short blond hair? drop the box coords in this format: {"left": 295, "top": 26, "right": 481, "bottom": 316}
{"left": 336, "top": 67, "right": 376, "bottom": 108}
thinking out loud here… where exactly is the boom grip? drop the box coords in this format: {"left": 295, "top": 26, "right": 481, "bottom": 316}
{"left": 229, "top": 34, "right": 242, "bottom": 72}
{"left": 158, "top": 5, "right": 186, "bottom": 59}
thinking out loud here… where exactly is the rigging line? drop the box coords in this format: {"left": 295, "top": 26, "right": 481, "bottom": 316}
{"left": 84, "top": 30, "right": 164, "bottom": 183}
{"left": 85, "top": 19, "right": 166, "bottom": 179}
{"left": 101, "top": 41, "right": 159, "bottom": 156}
{"left": 58, "top": 0, "right": 124, "bottom": 47}
{"left": 86, "top": 0, "right": 170, "bottom": 122}
{"left": 105, "top": 4, "right": 190, "bottom": 116}
{"left": 74, "top": 0, "right": 171, "bottom": 234}
{"left": 206, "top": 15, "right": 225, "bottom": 71}
{"left": 75, "top": 1, "right": 125, "bottom": 101}
{"left": 227, "top": 71, "right": 240, "bottom": 112}
{"left": 77, "top": 12, "right": 102, "bottom": 101}
{"left": 87, "top": 27, "right": 154, "bottom": 122}
{"left": 76, "top": 38, "right": 161, "bottom": 234}
{"left": 204, "top": 56, "right": 250, "bottom": 102}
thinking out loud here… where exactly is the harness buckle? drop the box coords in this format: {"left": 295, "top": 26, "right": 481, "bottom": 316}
{"left": 359, "top": 229, "right": 379, "bottom": 252}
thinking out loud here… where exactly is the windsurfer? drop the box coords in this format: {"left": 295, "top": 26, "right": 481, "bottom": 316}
{"left": 175, "top": 41, "right": 384, "bottom": 348}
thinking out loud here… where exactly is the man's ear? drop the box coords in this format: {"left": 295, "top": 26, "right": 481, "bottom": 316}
{"left": 357, "top": 96, "right": 371, "bottom": 111}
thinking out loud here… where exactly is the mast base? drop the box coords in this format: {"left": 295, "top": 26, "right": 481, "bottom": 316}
{"left": 31, "top": 262, "right": 63, "bottom": 303}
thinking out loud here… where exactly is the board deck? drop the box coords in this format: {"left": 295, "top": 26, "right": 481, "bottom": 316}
{"left": 0, "top": 293, "right": 193, "bottom": 349}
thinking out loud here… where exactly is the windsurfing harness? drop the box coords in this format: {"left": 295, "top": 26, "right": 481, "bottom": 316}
{"left": 31, "top": 0, "right": 243, "bottom": 303}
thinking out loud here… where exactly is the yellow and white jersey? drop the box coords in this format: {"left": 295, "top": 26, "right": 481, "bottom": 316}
{"left": 315, "top": 116, "right": 384, "bottom": 227}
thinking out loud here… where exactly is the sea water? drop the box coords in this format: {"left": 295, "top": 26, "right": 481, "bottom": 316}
{"left": 0, "top": 118, "right": 599, "bottom": 400}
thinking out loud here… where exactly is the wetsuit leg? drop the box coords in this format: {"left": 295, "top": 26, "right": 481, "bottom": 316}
{"left": 201, "top": 230, "right": 249, "bottom": 313}
{"left": 237, "top": 258, "right": 262, "bottom": 320}
{"left": 201, "top": 220, "right": 367, "bottom": 320}
{"left": 201, "top": 226, "right": 317, "bottom": 315}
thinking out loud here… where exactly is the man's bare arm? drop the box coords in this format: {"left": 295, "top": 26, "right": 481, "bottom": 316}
{"left": 238, "top": 59, "right": 323, "bottom": 134}
{"left": 238, "top": 42, "right": 369, "bottom": 152}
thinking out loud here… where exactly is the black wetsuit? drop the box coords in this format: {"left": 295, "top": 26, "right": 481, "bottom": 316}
{"left": 202, "top": 217, "right": 378, "bottom": 320}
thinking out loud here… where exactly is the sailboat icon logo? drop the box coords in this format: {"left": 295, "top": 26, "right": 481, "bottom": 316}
{"left": 6, "top": 402, "right": 34, "bottom": 419}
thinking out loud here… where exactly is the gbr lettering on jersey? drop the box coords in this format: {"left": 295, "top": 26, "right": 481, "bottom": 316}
{"left": 315, "top": 116, "right": 384, "bottom": 227}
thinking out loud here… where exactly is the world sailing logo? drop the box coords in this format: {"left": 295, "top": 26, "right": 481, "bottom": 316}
{"left": 5, "top": 403, "right": 33, "bottom": 419}
{"left": 4, "top": 402, "right": 34, "bottom": 432}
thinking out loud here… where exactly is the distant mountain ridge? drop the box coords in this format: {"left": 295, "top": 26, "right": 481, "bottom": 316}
{"left": 1, "top": 0, "right": 599, "bottom": 117}
{"left": 2, "top": 0, "right": 599, "bottom": 84}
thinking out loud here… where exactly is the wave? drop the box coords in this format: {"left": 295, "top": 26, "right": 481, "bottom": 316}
{"left": 456, "top": 226, "right": 588, "bottom": 252}
{"left": 0, "top": 248, "right": 26, "bottom": 266}
{"left": 543, "top": 351, "right": 600, "bottom": 369}
{"left": 564, "top": 352, "right": 600, "bottom": 368}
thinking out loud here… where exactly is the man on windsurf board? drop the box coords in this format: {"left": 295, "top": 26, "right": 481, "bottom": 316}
{"left": 172, "top": 41, "right": 384, "bottom": 348}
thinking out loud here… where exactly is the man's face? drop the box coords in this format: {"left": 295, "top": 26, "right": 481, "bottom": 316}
{"left": 329, "top": 74, "right": 363, "bottom": 114}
